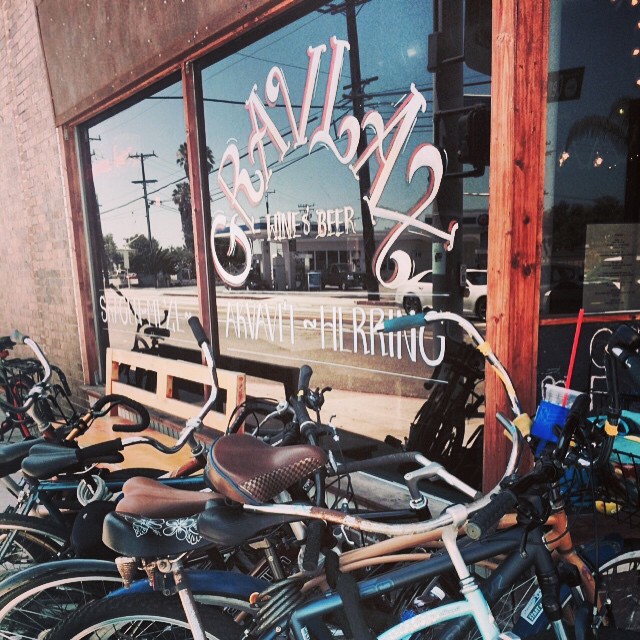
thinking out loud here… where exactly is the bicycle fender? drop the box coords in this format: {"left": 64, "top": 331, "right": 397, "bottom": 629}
{"left": 0, "top": 559, "right": 118, "bottom": 600}
{"left": 107, "top": 569, "right": 268, "bottom": 599}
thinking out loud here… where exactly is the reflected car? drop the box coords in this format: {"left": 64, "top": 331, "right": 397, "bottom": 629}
{"left": 394, "top": 269, "right": 487, "bottom": 320}
{"left": 322, "top": 263, "right": 365, "bottom": 290}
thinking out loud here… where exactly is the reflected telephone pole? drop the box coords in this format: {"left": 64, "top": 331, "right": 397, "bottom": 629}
{"left": 129, "top": 151, "right": 158, "bottom": 244}
{"left": 321, "top": 0, "right": 379, "bottom": 298}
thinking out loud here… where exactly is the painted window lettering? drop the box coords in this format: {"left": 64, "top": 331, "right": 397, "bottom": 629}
{"left": 212, "top": 37, "right": 455, "bottom": 289}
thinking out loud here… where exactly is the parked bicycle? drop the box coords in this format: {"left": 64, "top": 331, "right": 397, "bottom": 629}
{"left": 46, "top": 312, "right": 640, "bottom": 639}
{"left": 0, "top": 333, "right": 74, "bottom": 441}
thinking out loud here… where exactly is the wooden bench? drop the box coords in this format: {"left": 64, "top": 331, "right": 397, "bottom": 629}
{"left": 104, "top": 348, "right": 246, "bottom": 433}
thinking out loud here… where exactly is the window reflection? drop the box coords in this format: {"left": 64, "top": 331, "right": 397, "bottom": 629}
{"left": 199, "top": 0, "right": 491, "bottom": 445}
{"left": 87, "top": 80, "right": 201, "bottom": 366}
{"left": 544, "top": 0, "right": 640, "bottom": 316}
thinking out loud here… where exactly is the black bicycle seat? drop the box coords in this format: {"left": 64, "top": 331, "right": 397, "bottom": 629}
{"left": 21, "top": 442, "right": 123, "bottom": 479}
{"left": 197, "top": 502, "right": 300, "bottom": 547}
{"left": 0, "top": 438, "right": 44, "bottom": 477}
{"left": 102, "top": 510, "right": 214, "bottom": 557}
{"left": 0, "top": 336, "right": 15, "bottom": 351}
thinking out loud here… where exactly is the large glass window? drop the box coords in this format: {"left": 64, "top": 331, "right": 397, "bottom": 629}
{"left": 541, "top": 1, "right": 640, "bottom": 406}
{"left": 543, "top": 0, "right": 640, "bottom": 318}
{"left": 87, "top": 79, "right": 201, "bottom": 368}
{"left": 199, "top": 0, "right": 491, "bottom": 446}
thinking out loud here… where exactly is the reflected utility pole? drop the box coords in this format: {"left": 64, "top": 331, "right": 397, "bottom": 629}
{"left": 129, "top": 151, "right": 157, "bottom": 244}
{"left": 320, "top": 0, "right": 379, "bottom": 298}
{"left": 431, "top": 0, "right": 464, "bottom": 338}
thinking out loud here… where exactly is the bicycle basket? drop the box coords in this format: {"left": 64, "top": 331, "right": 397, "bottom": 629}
{"left": 559, "top": 434, "right": 640, "bottom": 527}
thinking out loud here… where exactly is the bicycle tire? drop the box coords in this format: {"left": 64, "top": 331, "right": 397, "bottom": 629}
{"left": 597, "top": 549, "right": 640, "bottom": 631}
{"left": 397, "top": 561, "right": 576, "bottom": 640}
{"left": 0, "top": 559, "right": 122, "bottom": 639}
{"left": 47, "top": 592, "right": 243, "bottom": 639}
{"left": 0, "top": 513, "right": 68, "bottom": 573}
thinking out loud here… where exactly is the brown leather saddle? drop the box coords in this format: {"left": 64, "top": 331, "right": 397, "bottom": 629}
{"left": 205, "top": 433, "right": 328, "bottom": 505}
{"left": 116, "top": 476, "right": 217, "bottom": 519}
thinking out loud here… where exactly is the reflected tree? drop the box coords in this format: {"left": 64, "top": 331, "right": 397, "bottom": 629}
{"left": 102, "top": 233, "right": 122, "bottom": 274}
{"left": 563, "top": 97, "right": 629, "bottom": 159}
{"left": 172, "top": 142, "right": 215, "bottom": 249}
{"left": 126, "top": 234, "right": 176, "bottom": 287}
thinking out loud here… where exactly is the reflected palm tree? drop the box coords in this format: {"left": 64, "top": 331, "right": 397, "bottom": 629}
{"left": 562, "top": 97, "right": 630, "bottom": 159}
{"left": 172, "top": 143, "right": 215, "bottom": 248}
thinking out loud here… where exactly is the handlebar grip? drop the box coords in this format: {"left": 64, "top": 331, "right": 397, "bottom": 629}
{"left": 76, "top": 439, "right": 124, "bottom": 461}
{"left": 188, "top": 316, "right": 209, "bottom": 346}
{"left": 301, "top": 519, "right": 325, "bottom": 572}
{"left": 297, "top": 365, "right": 313, "bottom": 394}
{"left": 331, "top": 452, "right": 420, "bottom": 476}
{"left": 92, "top": 394, "right": 151, "bottom": 432}
{"left": 610, "top": 325, "right": 640, "bottom": 352}
{"left": 464, "top": 490, "right": 517, "bottom": 540}
{"left": 379, "top": 313, "right": 427, "bottom": 333}
{"left": 10, "top": 329, "right": 28, "bottom": 345}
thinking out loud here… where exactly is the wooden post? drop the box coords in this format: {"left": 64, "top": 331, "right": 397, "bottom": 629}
{"left": 59, "top": 126, "right": 101, "bottom": 385}
{"left": 483, "top": 0, "right": 550, "bottom": 490}
{"left": 182, "top": 61, "right": 219, "bottom": 353}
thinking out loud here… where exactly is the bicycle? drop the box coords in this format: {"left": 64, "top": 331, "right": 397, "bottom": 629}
{"left": 22, "top": 313, "right": 640, "bottom": 639}
{"left": 0, "top": 318, "right": 333, "bottom": 638}
{"left": 0, "top": 334, "right": 74, "bottom": 442}
{"left": 34, "top": 313, "right": 519, "bottom": 639}
{"left": 0, "top": 328, "right": 219, "bottom": 575}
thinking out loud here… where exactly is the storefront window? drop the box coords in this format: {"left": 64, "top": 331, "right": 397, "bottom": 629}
{"left": 199, "top": 0, "right": 491, "bottom": 449}
{"left": 544, "top": 0, "right": 640, "bottom": 317}
{"left": 86, "top": 79, "right": 201, "bottom": 370}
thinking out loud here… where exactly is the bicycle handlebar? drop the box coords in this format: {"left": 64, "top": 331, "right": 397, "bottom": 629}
{"left": 244, "top": 412, "right": 522, "bottom": 537}
{"left": 121, "top": 420, "right": 203, "bottom": 456}
{"left": 377, "top": 310, "right": 522, "bottom": 417}
{"left": 465, "top": 392, "right": 593, "bottom": 539}
{"left": 10, "top": 332, "right": 51, "bottom": 384}
{"left": 187, "top": 317, "right": 219, "bottom": 423}
{"left": 90, "top": 394, "right": 151, "bottom": 432}
{"left": 0, "top": 331, "right": 53, "bottom": 414}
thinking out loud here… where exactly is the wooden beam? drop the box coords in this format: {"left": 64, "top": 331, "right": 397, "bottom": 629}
{"left": 182, "top": 62, "right": 217, "bottom": 349}
{"left": 106, "top": 348, "right": 246, "bottom": 430}
{"left": 58, "top": 126, "right": 100, "bottom": 385}
{"left": 483, "top": 0, "right": 550, "bottom": 490}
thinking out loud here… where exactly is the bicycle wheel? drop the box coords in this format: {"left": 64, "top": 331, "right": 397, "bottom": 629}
{"left": 0, "top": 560, "right": 122, "bottom": 639}
{"left": 0, "top": 514, "right": 68, "bottom": 573}
{"left": 47, "top": 592, "right": 243, "bottom": 639}
{"left": 598, "top": 550, "right": 640, "bottom": 631}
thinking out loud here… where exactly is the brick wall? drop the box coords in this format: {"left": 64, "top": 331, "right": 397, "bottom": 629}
{"left": 0, "top": 0, "right": 85, "bottom": 404}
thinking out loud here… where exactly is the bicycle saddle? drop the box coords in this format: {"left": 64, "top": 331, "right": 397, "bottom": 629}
{"left": 116, "top": 476, "right": 218, "bottom": 519}
{"left": 21, "top": 442, "right": 124, "bottom": 479}
{"left": 0, "top": 336, "right": 15, "bottom": 351}
{"left": 205, "top": 433, "right": 327, "bottom": 505}
{"left": 102, "top": 509, "right": 215, "bottom": 557}
{"left": 197, "top": 502, "right": 301, "bottom": 546}
{"left": 0, "top": 437, "right": 44, "bottom": 477}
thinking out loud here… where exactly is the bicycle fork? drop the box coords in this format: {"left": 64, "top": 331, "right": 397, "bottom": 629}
{"left": 145, "top": 557, "right": 208, "bottom": 640}
{"left": 440, "top": 507, "right": 517, "bottom": 640}
{"left": 384, "top": 509, "right": 518, "bottom": 640}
